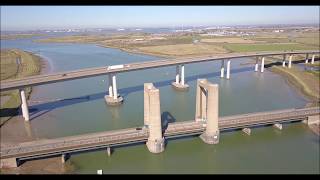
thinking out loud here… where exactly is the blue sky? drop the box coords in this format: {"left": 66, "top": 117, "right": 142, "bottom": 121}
{"left": 1, "top": 6, "right": 319, "bottom": 31}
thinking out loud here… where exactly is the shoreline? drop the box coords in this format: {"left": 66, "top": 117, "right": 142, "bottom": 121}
{"left": 0, "top": 51, "right": 75, "bottom": 174}
{"left": 269, "top": 65, "right": 319, "bottom": 107}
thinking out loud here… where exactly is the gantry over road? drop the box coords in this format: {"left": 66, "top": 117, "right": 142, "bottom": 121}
{"left": 1, "top": 50, "right": 319, "bottom": 91}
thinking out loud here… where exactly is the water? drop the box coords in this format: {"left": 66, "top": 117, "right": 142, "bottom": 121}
{"left": 1, "top": 38, "right": 319, "bottom": 174}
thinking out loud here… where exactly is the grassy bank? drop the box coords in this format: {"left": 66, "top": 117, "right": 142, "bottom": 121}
{"left": 1, "top": 34, "right": 45, "bottom": 40}
{"left": 223, "top": 43, "right": 317, "bottom": 52}
{"left": 270, "top": 65, "right": 319, "bottom": 105}
{"left": 0, "top": 49, "right": 42, "bottom": 125}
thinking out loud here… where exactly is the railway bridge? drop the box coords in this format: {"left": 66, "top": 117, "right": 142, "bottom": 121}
{"left": 1, "top": 80, "right": 319, "bottom": 168}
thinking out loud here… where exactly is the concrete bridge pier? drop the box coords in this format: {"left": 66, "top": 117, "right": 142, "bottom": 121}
{"left": 144, "top": 83, "right": 165, "bottom": 153}
{"left": 288, "top": 55, "right": 293, "bottom": 68}
{"left": 61, "top": 153, "right": 70, "bottom": 163}
{"left": 254, "top": 58, "right": 259, "bottom": 72}
{"left": 282, "top": 54, "right": 286, "bottom": 67}
{"left": 311, "top": 54, "right": 315, "bottom": 64}
{"left": 19, "top": 89, "right": 30, "bottom": 121}
{"left": 195, "top": 79, "right": 220, "bottom": 144}
{"left": 105, "top": 74, "right": 123, "bottom": 105}
{"left": 273, "top": 123, "right": 283, "bottom": 130}
{"left": 220, "top": 60, "right": 225, "bottom": 78}
{"left": 107, "top": 147, "right": 112, "bottom": 156}
{"left": 172, "top": 64, "right": 189, "bottom": 90}
{"left": 226, "top": 60, "right": 231, "bottom": 79}
{"left": 305, "top": 54, "right": 309, "bottom": 64}
{"left": 242, "top": 128, "right": 251, "bottom": 135}
{"left": 260, "top": 57, "right": 265, "bottom": 73}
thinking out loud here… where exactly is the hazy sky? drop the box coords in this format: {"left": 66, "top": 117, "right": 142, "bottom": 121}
{"left": 1, "top": 6, "right": 319, "bottom": 31}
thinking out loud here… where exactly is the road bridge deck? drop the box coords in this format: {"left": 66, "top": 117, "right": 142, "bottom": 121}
{"left": 1, "top": 50, "right": 319, "bottom": 91}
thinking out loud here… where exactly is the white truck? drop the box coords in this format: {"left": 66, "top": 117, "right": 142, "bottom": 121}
{"left": 107, "top": 64, "right": 124, "bottom": 70}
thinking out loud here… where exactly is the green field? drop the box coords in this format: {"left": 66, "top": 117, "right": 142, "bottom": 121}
{"left": 224, "top": 43, "right": 318, "bottom": 52}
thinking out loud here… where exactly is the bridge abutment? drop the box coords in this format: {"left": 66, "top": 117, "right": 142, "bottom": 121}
{"left": 172, "top": 65, "right": 189, "bottom": 91}
{"left": 145, "top": 83, "right": 165, "bottom": 153}
{"left": 105, "top": 74, "right": 123, "bottom": 106}
{"left": 0, "top": 157, "right": 19, "bottom": 168}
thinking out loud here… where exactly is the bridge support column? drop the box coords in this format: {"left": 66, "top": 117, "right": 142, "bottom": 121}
{"left": 107, "top": 147, "right": 112, "bottom": 156}
{"left": 0, "top": 158, "right": 19, "bottom": 168}
{"left": 175, "top": 66, "right": 180, "bottom": 84}
{"left": 311, "top": 55, "right": 315, "bottom": 64}
{"left": 260, "top": 57, "right": 265, "bottom": 73}
{"left": 220, "top": 60, "right": 225, "bottom": 78}
{"left": 242, "top": 128, "right": 251, "bottom": 135}
{"left": 288, "top": 55, "right": 292, "bottom": 68}
{"left": 145, "top": 83, "right": 165, "bottom": 153}
{"left": 226, "top": 60, "right": 231, "bottom": 79}
{"left": 172, "top": 64, "right": 189, "bottom": 91}
{"left": 305, "top": 54, "right": 309, "bottom": 64}
{"left": 19, "top": 89, "right": 30, "bottom": 121}
{"left": 108, "top": 74, "right": 113, "bottom": 97}
{"left": 282, "top": 54, "right": 286, "bottom": 67}
{"left": 196, "top": 79, "right": 220, "bottom": 144}
{"left": 104, "top": 74, "right": 123, "bottom": 106}
{"left": 254, "top": 58, "right": 259, "bottom": 72}
{"left": 61, "top": 153, "right": 70, "bottom": 164}
{"left": 273, "top": 123, "right": 283, "bottom": 130}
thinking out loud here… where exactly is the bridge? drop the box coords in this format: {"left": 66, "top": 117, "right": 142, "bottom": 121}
{"left": 1, "top": 80, "right": 319, "bottom": 168}
{"left": 1, "top": 50, "right": 319, "bottom": 121}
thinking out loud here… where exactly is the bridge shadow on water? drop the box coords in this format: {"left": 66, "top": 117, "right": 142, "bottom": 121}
{"left": 161, "top": 111, "right": 176, "bottom": 133}
{"left": 28, "top": 66, "right": 253, "bottom": 121}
